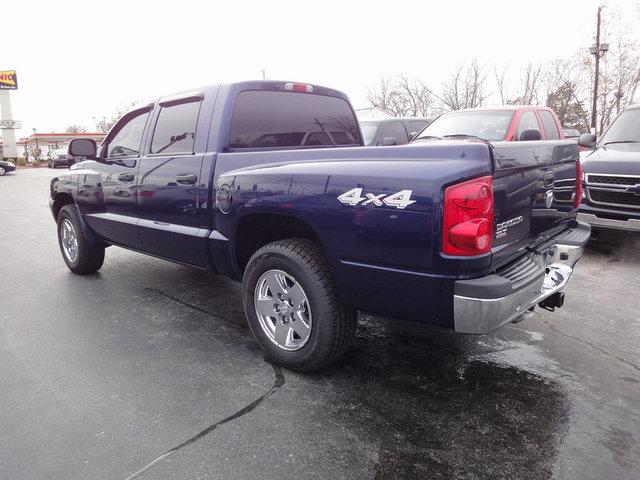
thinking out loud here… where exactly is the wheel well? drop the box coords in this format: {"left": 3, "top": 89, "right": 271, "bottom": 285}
{"left": 51, "top": 193, "right": 74, "bottom": 220}
{"left": 235, "top": 214, "right": 322, "bottom": 274}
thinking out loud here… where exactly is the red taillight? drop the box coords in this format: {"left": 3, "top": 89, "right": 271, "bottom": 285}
{"left": 574, "top": 160, "right": 583, "bottom": 209}
{"left": 442, "top": 175, "right": 494, "bottom": 256}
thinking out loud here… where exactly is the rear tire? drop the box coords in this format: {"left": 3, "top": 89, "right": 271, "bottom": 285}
{"left": 57, "top": 205, "right": 105, "bottom": 274}
{"left": 242, "top": 239, "right": 357, "bottom": 372}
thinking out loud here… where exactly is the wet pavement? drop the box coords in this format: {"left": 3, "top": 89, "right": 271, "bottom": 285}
{"left": 1, "top": 169, "right": 639, "bottom": 479}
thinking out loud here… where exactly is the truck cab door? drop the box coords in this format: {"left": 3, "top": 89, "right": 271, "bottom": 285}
{"left": 80, "top": 107, "right": 152, "bottom": 250}
{"left": 136, "top": 95, "right": 208, "bottom": 267}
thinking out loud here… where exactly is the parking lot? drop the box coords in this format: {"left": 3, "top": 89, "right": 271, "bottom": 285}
{"left": 0, "top": 168, "right": 638, "bottom": 479}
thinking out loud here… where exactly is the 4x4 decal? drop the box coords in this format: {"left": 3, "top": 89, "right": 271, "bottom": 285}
{"left": 337, "top": 188, "right": 416, "bottom": 209}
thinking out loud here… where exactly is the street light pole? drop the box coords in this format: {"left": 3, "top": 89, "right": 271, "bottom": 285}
{"left": 590, "top": 7, "right": 602, "bottom": 133}
{"left": 589, "top": 6, "right": 608, "bottom": 134}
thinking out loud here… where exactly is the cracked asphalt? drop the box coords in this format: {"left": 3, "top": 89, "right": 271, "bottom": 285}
{"left": 1, "top": 169, "right": 639, "bottom": 479}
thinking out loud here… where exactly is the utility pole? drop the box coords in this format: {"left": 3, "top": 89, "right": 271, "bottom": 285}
{"left": 589, "top": 6, "right": 609, "bottom": 134}
{"left": 260, "top": 68, "right": 266, "bottom": 80}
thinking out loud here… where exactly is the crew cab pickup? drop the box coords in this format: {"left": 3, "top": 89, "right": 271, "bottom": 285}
{"left": 577, "top": 104, "right": 640, "bottom": 231}
{"left": 50, "top": 81, "right": 590, "bottom": 371}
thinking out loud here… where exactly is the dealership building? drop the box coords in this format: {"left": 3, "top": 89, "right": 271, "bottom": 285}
{"left": 16, "top": 132, "right": 106, "bottom": 160}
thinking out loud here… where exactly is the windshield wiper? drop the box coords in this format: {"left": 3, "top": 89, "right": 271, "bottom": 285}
{"left": 604, "top": 140, "right": 640, "bottom": 145}
{"left": 442, "top": 133, "right": 488, "bottom": 141}
{"left": 413, "top": 135, "right": 442, "bottom": 141}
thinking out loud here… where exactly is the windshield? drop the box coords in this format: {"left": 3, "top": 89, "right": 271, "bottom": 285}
{"left": 415, "top": 110, "right": 514, "bottom": 141}
{"left": 360, "top": 122, "right": 380, "bottom": 145}
{"left": 601, "top": 109, "right": 640, "bottom": 145}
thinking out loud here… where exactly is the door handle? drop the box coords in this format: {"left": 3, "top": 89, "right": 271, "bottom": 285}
{"left": 176, "top": 173, "right": 198, "bottom": 185}
{"left": 118, "top": 172, "right": 135, "bottom": 183}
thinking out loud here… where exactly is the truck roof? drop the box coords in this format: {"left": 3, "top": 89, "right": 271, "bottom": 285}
{"left": 454, "top": 105, "right": 554, "bottom": 112}
{"left": 153, "top": 80, "right": 351, "bottom": 105}
{"left": 360, "top": 117, "right": 432, "bottom": 123}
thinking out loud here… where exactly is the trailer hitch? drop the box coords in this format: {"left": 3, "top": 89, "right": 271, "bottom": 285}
{"left": 539, "top": 292, "right": 565, "bottom": 312}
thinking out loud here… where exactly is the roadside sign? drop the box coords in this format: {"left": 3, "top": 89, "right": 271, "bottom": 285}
{"left": 0, "top": 119, "right": 21, "bottom": 129}
{"left": 0, "top": 70, "right": 18, "bottom": 90}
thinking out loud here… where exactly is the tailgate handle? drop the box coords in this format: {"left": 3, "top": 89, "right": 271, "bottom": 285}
{"left": 543, "top": 171, "right": 555, "bottom": 187}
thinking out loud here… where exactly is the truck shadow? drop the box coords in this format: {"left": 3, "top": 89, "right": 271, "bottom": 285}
{"left": 148, "top": 263, "right": 569, "bottom": 480}
{"left": 310, "top": 318, "right": 568, "bottom": 479}
{"left": 586, "top": 229, "right": 640, "bottom": 260}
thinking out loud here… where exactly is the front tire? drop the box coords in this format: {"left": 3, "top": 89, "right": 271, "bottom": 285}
{"left": 0, "top": 166, "right": 5, "bottom": 176}
{"left": 242, "top": 239, "right": 357, "bottom": 372}
{"left": 57, "top": 205, "right": 105, "bottom": 274}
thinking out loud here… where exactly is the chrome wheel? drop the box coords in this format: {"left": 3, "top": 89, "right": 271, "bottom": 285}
{"left": 60, "top": 218, "right": 79, "bottom": 263}
{"left": 0, "top": 167, "right": 5, "bottom": 176}
{"left": 254, "top": 269, "right": 312, "bottom": 351}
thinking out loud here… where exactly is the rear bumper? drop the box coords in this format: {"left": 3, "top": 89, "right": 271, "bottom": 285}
{"left": 577, "top": 212, "right": 640, "bottom": 232}
{"left": 453, "top": 221, "right": 591, "bottom": 334}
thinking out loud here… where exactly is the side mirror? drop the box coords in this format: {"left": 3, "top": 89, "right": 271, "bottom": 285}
{"left": 380, "top": 137, "right": 398, "bottom": 146}
{"left": 68, "top": 138, "right": 97, "bottom": 157}
{"left": 520, "top": 129, "right": 542, "bottom": 141}
{"left": 578, "top": 133, "right": 597, "bottom": 149}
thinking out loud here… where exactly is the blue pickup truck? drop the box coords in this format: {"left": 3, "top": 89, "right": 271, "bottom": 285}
{"left": 50, "top": 81, "right": 590, "bottom": 371}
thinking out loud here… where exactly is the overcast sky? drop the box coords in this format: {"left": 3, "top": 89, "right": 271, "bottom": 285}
{"left": 2, "top": 0, "right": 638, "bottom": 140}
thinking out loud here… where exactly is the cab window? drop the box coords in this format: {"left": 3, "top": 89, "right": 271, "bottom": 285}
{"left": 229, "top": 90, "right": 361, "bottom": 149}
{"left": 538, "top": 110, "right": 560, "bottom": 140}
{"left": 106, "top": 109, "right": 151, "bottom": 159}
{"left": 380, "top": 122, "right": 408, "bottom": 145}
{"left": 150, "top": 100, "right": 202, "bottom": 155}
{"left": 516, "top": 111, "right": 540, "bottom": 140}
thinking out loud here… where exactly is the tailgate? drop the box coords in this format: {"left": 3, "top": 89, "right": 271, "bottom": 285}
{"left": 490, "top": 140, "right": 580, "bottom": 269}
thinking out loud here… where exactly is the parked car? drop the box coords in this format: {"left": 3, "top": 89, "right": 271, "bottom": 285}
{"left": 49, "top": 80, "right": 588, "bottom": 372}
{"left": 563, "top": 128, "right": 581, "bottom": 139}
{"left": 360, "top": 117, "right": 432, "bottom": 146}
{"left": 577, "top": 104, "right": 640, "bottom": 231}
{"left": 47, "top": 148, "right": 76, "bottom": 168}
{"left": 414, "top": 106, "right": 565, "bottom": 142}
{"left": 0, "top": 160, "right": 16, "bottom": 176}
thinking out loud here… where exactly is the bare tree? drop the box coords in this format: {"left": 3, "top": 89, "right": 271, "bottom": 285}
{"left": 93, "top": 100, "right": 139, "bottom": 133}
{"left": 495, "top": 63, "right": 544, "bottom": 105}
{"left": 543, "top": 57, "right": 591, "bottom": 130}
{"left": 367, "top": 75, "right": 437, "bottom": 117}
{"left": 65, "top": 124, "right": 87, "bottom": 134}
{"left": 440, "top": 59, "right": 488, "bottom": 110}
{"left": 596, "top": 11, "right": 640, "bottom": 131}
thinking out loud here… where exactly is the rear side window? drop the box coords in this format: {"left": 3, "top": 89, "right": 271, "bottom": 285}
{"left": 380, "top": 121, "right": 408, "bottom": 145}
{"left": 229, "top": 91, "right": 361, "bottom": 149}
{"left": 150, "top": 100, "right": 201, "bottom": 154}
{"left": 405, "top": 120, "right": 428, "bottom": 136}
{"left": 539, "top": 110, "right": 560, "bottom": 140}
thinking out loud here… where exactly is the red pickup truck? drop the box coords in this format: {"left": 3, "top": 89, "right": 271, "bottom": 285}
{"left": 415, "top": 106, "right": 565, "bottom": 142}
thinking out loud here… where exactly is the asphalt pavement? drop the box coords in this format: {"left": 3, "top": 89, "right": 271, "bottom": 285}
{"left": 1, "top": 168, "right": 639, "bottom": 479}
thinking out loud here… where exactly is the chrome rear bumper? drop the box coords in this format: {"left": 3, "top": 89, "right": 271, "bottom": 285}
{"left": 453, "top": 222, "right": 590, "bottom": 334}
{"left": 577, "top": 213, "right": 640, "bottom": 232}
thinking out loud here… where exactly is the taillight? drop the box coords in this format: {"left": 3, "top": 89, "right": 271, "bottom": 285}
{"left": 442, "top": 175, "right": 494, "bottom": 256}
{"left": 574, "top": 160, "right": 583, "bottom": 209}
{"left": 284, "top": 82, "right": 314, "bottom": 93}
